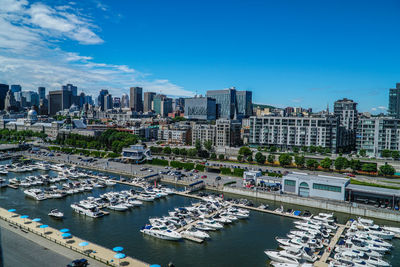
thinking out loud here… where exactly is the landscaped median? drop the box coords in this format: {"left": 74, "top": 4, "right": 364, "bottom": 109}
{"left": 350, "top": 178, "right": 400, "bottom": 190}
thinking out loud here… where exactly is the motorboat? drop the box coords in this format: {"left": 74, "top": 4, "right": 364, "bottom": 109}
{"left": 270, "top": 262, "right": 312, "bottom": 267}
{"left": 70, "top": 203, "right": 104, "bottom": 218}
{"left": 201, "top": 219, "right": 223, "bottom": 229}
{"left": 48, "top": 209, "right": 64, "bottom": 219}
{"left": 383, "top": 225, "right": 400, "bottom": 235}
{"left": 181, "top": 227, "right": 210, "bottom": 240}
{"left": 0, "top": 178, "right": 8, "bottom": 188}
{"left": 140, "top": 225, "right": 182, "bottom": 241}
{"left": 264, "top": 250, "right": 299, "bottom": 264}
{"left": 24, "top": 189, "right": 47, "bottom": 201}
{"left": 105, "top": 180, "right": 116, "bottom": 186}
{"left": 107, "top": 202, "right": 128, "bottom": 211}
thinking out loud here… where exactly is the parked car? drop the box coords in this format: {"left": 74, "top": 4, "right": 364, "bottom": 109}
{"left": 345, "top": 173, "right": 356, "bottom": 177}
{"left": 66, "top": 259, "right": 88, "bottom": 267}
{"left": 201, "top": 175, "right": 207, "bottom": 179}
{"left": 215, "top": 176, "right": 221, "bottom": 181}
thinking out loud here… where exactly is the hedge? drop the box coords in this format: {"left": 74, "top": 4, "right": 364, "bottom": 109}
{"left": 195, "top": 164, "right": 205, "bottom": 172}
{"left": 170, "top": 161, "right": 195, "bottom": 170}
{"left": 150, "top": 158, "right": 169, "bottom": 166}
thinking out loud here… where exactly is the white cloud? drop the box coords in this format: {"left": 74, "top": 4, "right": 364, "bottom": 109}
{"left": 0, "top": 0, "right": 194, "bottom": 97}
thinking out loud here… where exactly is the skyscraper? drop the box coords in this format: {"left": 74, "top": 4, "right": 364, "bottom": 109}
{"left": 97, "top": 89, "right": 109, "bottom": 111}
{"left": 38, "top": 87, "right": 46, "bottom": 100}
{"left": 144, "top": 92, "right": 156, "bottom": 112}
{"left": 4, "top": 90, "right": 17, "bottom": 112}
{"left": 10, "top": 85, "right": 21, "bottom": 93}
{"left": 48, "top": 90, "right": 63, "bottom": 116}
{"left": 62, "top": 84, "right": 77, "bottom": 96}
{"left": 334, "top": 98, "right": 358, "bottom": 130}
{"left": 389, "top": 83, "right": 400, "bottom": 118}
{"left": 184, "top": 97, "right": 216, "bottom": 120}
{"left": 0, "top": 84, "right": 9, "bottom": 110}
{"left": 129, "top": 87, "right": 143, "bottom": 112}
{"left": 113, "top": 97, "right": 121, "bottom": 108}
{"left": 236, "top": 90, "right": 252, "bottom": 118}
{"left": 104, "top": 94, "right": 113, "bottom": 110}
{"left": 206, "top": 87, "right": 237, "bottom": 119}
{"left": 121, "top": 93, "right": 129, "bottom": 108}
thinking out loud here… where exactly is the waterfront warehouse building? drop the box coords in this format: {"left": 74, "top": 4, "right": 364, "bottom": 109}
{"left": 282, "top": 173, "right": 350, "bottom": 201}
{"left": 356, "top": 116, "right": 400, "bottom": 157}
{"left": 122, "top": 145, "right": 151, "bottom": 162}
{"left": 184, "top": 96, "right": 217, "bottom": 120}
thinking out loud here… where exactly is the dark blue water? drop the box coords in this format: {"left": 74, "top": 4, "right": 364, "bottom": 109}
{"left": 0, "top": 161, "right": 399, "bottom": 267}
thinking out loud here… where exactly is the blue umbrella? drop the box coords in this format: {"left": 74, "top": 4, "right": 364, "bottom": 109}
{"left": 20, "top": 215, "right": 29, "bottom": 219}
{"left": 60, "top": 228, "right": 69, "bottom": 233}
{"left": 39, "top": 224, "right": 48, "bottom": 233}
{"left": 61, "top": 233, "right": 71, "bottom": 238}
{"left": 150, "top": 265, "right": 161, "bottom": 267}
{"left": 79, "top": 242, "right": 89, "bottom": 247}
{"left": 8, "top": 209, "right": 16, "bottom": 212}
{"left": 32, "top": 218, "right": 41, "bottom": 222}
{"left": 113, "top": 246, "right": 124, "bottom": 252}
{"left": 114, "top": 253, "right": 125, "bottom": 259}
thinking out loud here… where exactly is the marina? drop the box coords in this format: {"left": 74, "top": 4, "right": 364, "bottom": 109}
{"left": 0, "top": 159, "right": 399, "bottom": 266}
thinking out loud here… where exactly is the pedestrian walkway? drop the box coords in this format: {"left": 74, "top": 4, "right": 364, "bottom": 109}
{"left": 0, "top": 207, "right": 149, "bottom": 267}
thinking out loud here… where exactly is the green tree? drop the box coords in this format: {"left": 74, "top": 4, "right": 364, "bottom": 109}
{"left": 239, "top": 146, "right": 253, "bottom": 157}
{"left": 294, "top": 155, "right": 305, "bottom": 168}
{"left": 218, "top": 154, "right": 225, "bottom": 160}
{"left": 267, "top": 154, "right": 275, "bottom": 164}
{"left": 306, "top": 159, "right": 319, "bottom": 169}
{"left": 255, "top": 152, "right": 266, "bottom": 164}
{"left": 317, "top": 146, "right": 324, "bottom": 154}
{"left": 194, "top": 139, "right": 202, "bottom": 151}
{"left": 334, "top": 157, "right": 348, "bottom": 171}
{"left": 349, "top": 159, "right": 362, "bottom": 172}
{"left": 359, "top": 149, "right": 367, "bottom": 157}
{"left": 179, "top": 148, "right": 187, "bottom": 156}
{"left": 292, "top": 147, "right": 299, "bottom": 153}
{"left": 172, "top": 147, "right": 180, "bottom": 155}
{"left": 381, "top": 149, "right": 391, "bottom": 158}
{"left": 320, "top": 157, "right": 332, "bottom": 169}
{"left": 210, "top": 153, "right": 217, "bottom": 159}
{"left": 379, "top": 164, "right": 395, "bottom": 176}
{"left": 237, "top": 155, "right": 243, "bottom": 161}
{"left": 204, "top": 140, "right": 213, "bottom": 151}
{"left": 391, "top": 151, "right": 400, "bottom": 160}
{"left": 246, "top": 155, "right": 253, "bottom": 162}
{"left": 324, "top": 148, "right": 331, "bottom": 154}
{"left": 269, "top": 146, "right": 277, "bottom": 153}
{"left": 279, "top": 153, "right": 292, "bottom": 167}
{"left": 187, "top": 148, "right": 197, "bottom": 157}
{"left": 362, "top": 163, "right": 377, "bottom": 173}
{"left": 309, "top": 146, "right": 317, "bottom": 153}
{"left": 301, "top": 146, "right": 308, "bottom": 153}
{"left": 163, "top": 146, "right": 172, "bottom": 154}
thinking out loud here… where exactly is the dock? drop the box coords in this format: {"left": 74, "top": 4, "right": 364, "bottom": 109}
{"left": 314, "top": 220, "right": 350, "bottom": 267}
{"left": 0, "top": 207, "right": 148, "bottom": 267}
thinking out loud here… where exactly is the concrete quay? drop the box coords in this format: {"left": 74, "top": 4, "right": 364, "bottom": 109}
{"left": 0, "top": 207, "right": 149, "bottom": 267}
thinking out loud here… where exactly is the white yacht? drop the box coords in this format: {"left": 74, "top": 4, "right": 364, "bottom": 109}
{"left": 107, "top": 202, "right": 128, "bottom": 211}
{"left": 48, "top": 209, "right": 64, "bottom": 219}
{"left": 70, "top": 203, "right": 104, "bottom": 218}
{"left": 264, "top": 250, "right": 299, "bottom": 264}
{"left": 140, "top": 225, "right": 182, "bottom": 241}
{"left": 105, "top": 180, "right": 116, "bottom": 186}
{"left": 202, "top": 219, "right": 224, "bottom": 229}
{"left": 24, "top": 189, "right": 47, "bottom": 201}
{"left": 181, "top": 227, "right": 210, "bottom": 240}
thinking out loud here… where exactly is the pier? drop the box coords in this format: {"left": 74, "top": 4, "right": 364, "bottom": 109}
{"left": 0, "top": 207, "right": 149, "bottom": 267}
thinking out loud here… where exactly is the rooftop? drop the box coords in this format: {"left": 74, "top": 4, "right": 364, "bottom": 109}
{"left": 346, "top": 184, "right": 400, "bottom": 197}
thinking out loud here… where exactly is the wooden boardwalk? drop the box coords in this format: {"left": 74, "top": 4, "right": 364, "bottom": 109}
{"left": 0, "top": 207, "right": 149, "bottom": 267}
{"left": 314, "top": 221, "right": 350, "bottom": 267}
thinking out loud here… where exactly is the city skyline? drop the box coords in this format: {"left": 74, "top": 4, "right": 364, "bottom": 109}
{"left": 1, "top": 0, "right": 400, "bottom": 113}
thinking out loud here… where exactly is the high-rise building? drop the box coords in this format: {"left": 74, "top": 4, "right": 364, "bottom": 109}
{"left": 144, "top": 92, "right": 156, "bottom": 112}
{"left": 334, "top": 98, "right": 358, "bottom": 130}
{"left": 184, "top": 97, "right": 216, "bottom": 120}
{"left": 129, "top": 87, "right": 143, "bottom": 112}
{"left": 38, "top": 87, "right": 46, "bottom": 100}
{"left": 21, "top": 91, "right": 40, "bottom": 107}
{"left": 389, "top": 83, "right": 400, "bottom": 118}
{"left": 236, "top": 90, "right": 252, "bottom": 118}
{"left": 62, "top": 84, "right": 77, "bottom": 96}
{"left": 121, "top": 93, "right": 129, "bottom": 108}
{"left": 175, "top": 97, "right": 185, "bottom": 112}
{"left": 48, "top": 89, "right": 72, "bottom": 115}
{"left": 206, "top": 88, "right": 237, "bottom": 119}
{"left": 4, "top": 90, "right": 17, "bottom": 112}
{"left": 10, "top": 85, "right": 21, "bottom": 93}
{"left": 0, "top": 84, "right": 9, "bottom": 110}
{"left": 206, "top": 87, "right": 252, "bottom": 119}
{"left": 113, "top": 97, "right": 121, "bottom": 108}
{"left": 97, "top": 89, "right": 109, "bottom": 111}
{"left": 104, "top": 94, "right": 113, "bottom": 110}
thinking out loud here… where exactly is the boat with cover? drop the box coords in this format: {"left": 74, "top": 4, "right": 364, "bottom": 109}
{"left": 140, "top": 225, "right": 182, "bottom": 241}
{"left": 48, "top": 209, "right": 64, "bottom": 219}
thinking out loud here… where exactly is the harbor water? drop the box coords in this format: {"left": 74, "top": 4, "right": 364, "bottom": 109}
{"left": 0, "top": 162, "right": 399, "bottom": 266}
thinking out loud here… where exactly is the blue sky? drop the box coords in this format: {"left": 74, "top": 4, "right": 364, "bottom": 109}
{"left": 1, "top": 0, "right": 399, "bottom": 113}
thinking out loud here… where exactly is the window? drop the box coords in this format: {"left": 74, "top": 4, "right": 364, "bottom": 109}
{"left": 313, "top": 183, "right": 341, "bottom": 193}
{"left": 284, "top": 180, "right": 296, "bottom": 186}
